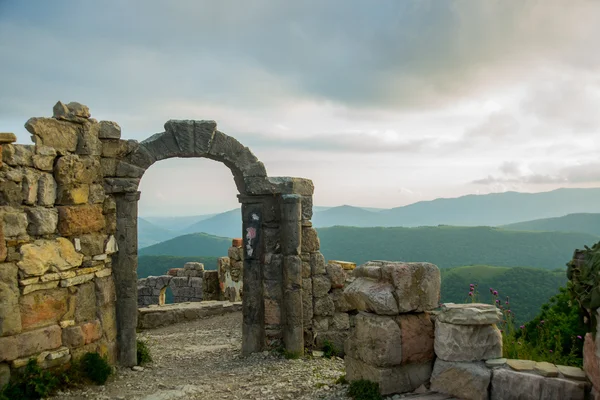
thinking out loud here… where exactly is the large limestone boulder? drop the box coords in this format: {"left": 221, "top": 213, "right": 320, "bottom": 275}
{"left": 343, "top": 278, "right": 398, "bottom": 315}
{"left": 345, "top": 261, "right": 440, "bottom": 314}
{"left": 435, "top": 320, "right": 502, "bottom": 361}
{"left": 396, "top": 312, "right": 435, "bottom": 364}
{"left": 430, "top": 359, "right": 491, "bottom": 400}
{"left": 344, "top": 312, "right": 403, "bottom": 367}
{"left": 436, "top": 303, "right": 502, "bottom": 325}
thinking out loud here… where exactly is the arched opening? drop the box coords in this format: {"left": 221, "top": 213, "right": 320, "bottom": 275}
{"left": 110, "top": 120, "right": 277, "bottom": 366}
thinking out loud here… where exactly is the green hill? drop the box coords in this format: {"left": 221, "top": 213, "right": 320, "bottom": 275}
{"left": 441, "top": 265, "right": 567, "bottom": 324}
{"left": 316, "top": 225, "right": 598, "bottom": 269}
{"left": 138, "top": 232, "right": 231, "bottom": 257}
{"left": 138, "top": 255, "right": 219, "bottom": 278}
{"left": 502, "top": 213, "right": 600, "bottom": 237}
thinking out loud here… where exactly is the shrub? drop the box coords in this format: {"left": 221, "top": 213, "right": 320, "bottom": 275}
{"left": 0, "top": 359, "right": 59, "bottom": 400}
{"left": 347, "top": 379, "right": 382, "bottom": 400}
{"left": 322, "top": 340, "right": 340, "bottom": 358}
{"left": 283, "top": 350, "right": 301, "bottom": 360}
{"left": 80, "top": 352, "right": 112, "bottom": 385}
{"left": 137, "top": 340, "right": 153, "bottom": 365}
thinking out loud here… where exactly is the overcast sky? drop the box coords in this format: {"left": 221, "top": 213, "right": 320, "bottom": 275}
{"left": 1, "top": 1, "right": 600, "bottom": 216}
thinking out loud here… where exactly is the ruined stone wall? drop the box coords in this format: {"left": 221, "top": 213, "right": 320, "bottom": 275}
{"left": 0, "top": 102, "right": 120, "bottom": 385}
{"left": 218, "top": 239, "right": 243, "bottom": 302}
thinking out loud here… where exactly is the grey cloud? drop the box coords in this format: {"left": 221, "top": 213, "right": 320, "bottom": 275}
{"left": 1, "top": 0, "right": 600, "bottom": 118}
{"left": 472, "top": 161, "right": 600, "bottom": 185}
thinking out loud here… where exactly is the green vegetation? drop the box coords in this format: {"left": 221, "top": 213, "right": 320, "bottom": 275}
{"left": 139, "top": 232, "right": 231, "bottom": 257}
{"left": 138, "top": 255, "right": 218, "bottom": 278}
{"left": 567, "top": 241, "right": 600, "bottom": 334}
{"left": 318, "top": 226, "right": 598, "bottom": 269}
{"left": 441, "top": 265, "right": 567, "bottom": 324}
{"left": 322, "top": 340, "right": 341, "bottom": 358}
{"left": 283, "top": 350, "right": 302, "bottom": 360}
{"left": 502, "top": 213, "right": 600, "bottom": 237}
{"left": 0, "top": 352, "right": 113, "bottom": 400}
{"left": 347, "top": 379, "right": 382, "bottom": 400}
{"left": 136, "top": 340, "right": 153, "bottom": 365}
{"left": 79, "top": 353, "right": 112, "bottom": 385}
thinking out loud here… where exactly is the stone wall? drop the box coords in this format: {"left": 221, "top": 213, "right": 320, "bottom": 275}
{"left": 218, "top": 239, "right": 243, "bottom": 302}
{"left": 0, "top": 102, "right": 120, "bottom": 385}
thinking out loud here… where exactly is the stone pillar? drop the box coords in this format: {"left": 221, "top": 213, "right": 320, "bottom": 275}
{"left": 281, "top": 194, "right": 304, "bottom": 355}
{"left": 113, "top": 191, "right": 140, "bottom": 366}
{"left": 240, "top": 198, "right": 265, "bottom": 355}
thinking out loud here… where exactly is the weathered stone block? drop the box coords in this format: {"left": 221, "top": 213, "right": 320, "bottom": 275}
{"left": 74, "top": 282, "right": 96, "bottom": 322}
{"left": 345, "top": 355, "right": 433, "bottom": 396}
{"left": 81, "top": 319, "right": 102, "bottom": 344}
{"left": 0, "top": 336, "right": 18, "bottom": 362}
{"left": 381, "top": 261, "right": 440, "bottom": 312}
{"left": 437, "top": 303, "right": 503, "bottom": 325}
{"left": 19, "top": 288, "right": 69, "bottom": 330}
{"left": 57, "top": 204, "right": 105, "bottom": 236}
{"left": 78, "top": 233, "right": 107, "bottom": 256}
{"left": 26, "top": 117, "right": 80, "bottom": 154}
{"left": 16, "top": 325, "right": 62, "bottom": 358}
{"left": 98, "top": 304, "right": 117, "bottom": 341}
{"left": 101, "top": 139, "right": 128, "bottom": 158}
{"left": 435, "top": 320, "right": 502, "bottom": 361}
{"left": 37, "top": 173, "right": 57, "bottom": 206}
{"left": 18, "top": 238, "right": 83, "bottom": 276}
{"left": 331, "top": 288, "right": 354, "bottom": 312}
{"left": 22, "top": 169, "right": 40, "bottom": 205}
{"left": 53, "top": 101, "right": 90, "bottom": 122}
{"left": 310, "top": 252, "right": 326, "bottom": 275}
{"left": 0, "top": 363, "right": 9, "bottom": 388}
{"left": 265, "top": 298, "right": 281, "bottom": 325}
{"left": 330, "top": 312, "right": 350, "bottom": 330}
{"left": 312, "top": 275, "right": 332, "bottom": 298}
{"left": 56, "top": 184, "right": 89, "bottom": 205}
{"left": 397, "top": 312, "right": 435, "bottom": 364}
{"left": 26, "top": 207, "right": 58, "bottom": 235}
{"left": 3, "top": 144, "right": 34, "bottom": 167}
{"left": 301, "top": 226, "right": 320, "bottom": 252}
{"left": 326, "top": 262, "right": 346, "bottom": 289}
{"left": 0, "top": 262, "right": 21, "bottom": 336}
{"left": 98, "top": 121, "right": 121, "bottom": 139}
{"left": 0, "top": 180, "right": 22, "bottom": 206}
{"left": 62, "top": 325, "right": 84, "bottom": 347}
{"left": 345, "top": 312, "right": 403, "bottom": 367}
{"left": 313, "top": 295, "right": 335, "bottom": 317}
{"left": 430, "top": 359, "right": 491, "bottom": 400}
{"left": 54, "top": 154, "right": 99, "bottom": 186}
{"left": 2, "top": 210, "right": 28, "bottom": 238}
{"left": 491, "top": 368, "right": 586, "bottom": 400}
{"left": 344, "top": 277, "right": 399, "bottom": 315}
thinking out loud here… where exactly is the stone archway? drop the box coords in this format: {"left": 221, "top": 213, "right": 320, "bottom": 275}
{"left": 105, "top": 120, "right": 319, "bottom": 366}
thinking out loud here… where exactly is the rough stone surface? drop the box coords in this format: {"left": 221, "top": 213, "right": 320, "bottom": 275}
{"left": 344, "top": 277, "right": 399, "bottom": 315}
{"left": 491, "top": 367, "right": 586, "bottom": 400}
{"left": 18, "top": 238, "right": 83, "bottom": 276}
{"left": 344, "top": 312, "right": 403, "bottom": 367}
{"left": 381, "top": 261, "right": 441, "bottom": 312}
{"left": 0, "top": 262, "right": 21, "bottom": 336}
{"left": 345, "top": 355, "right": 433, "bottom": 396}
{"left": 437, "top": 303, "right": 502, "bottom": 325}
{"left": 397, "top": 312, "right": 435, "bottom": 364}
{"left": 435, "top": 320, "right": 502, "bottom": 361}
{"left": 16, "top": 325, "right": 62, "bottom": 358}
{"left": 534, "top": 361, "right": 558, "bottom": 377}
{"left": 26, "top": 207, "right": 58, "bottom": 235}
{"left": 557, "top": 365, "right": 587, "bottom": 381}
{"left": 584, "top": 333, "right": 600, "bottom": 392}
{"left": 507, "top": 359, "right": 535, "bottom": 371}
{"left": 57, "top": 204, "right": 105, "bottom": 235}
{"left": 430, "top": 359, "right": 491, "bottom": 400}
{"left": 19, "top": 288, "right": 69, "bottom": 330}
{"left": 25, "top": 117, "right": 80, "bottom": 154}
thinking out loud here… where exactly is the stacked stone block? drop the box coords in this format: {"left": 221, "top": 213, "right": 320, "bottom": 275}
{"left": 137, "top": 262, "right": 204, "bottom": 306}
{"left": 343, "top": 261, "right": 441, "bottom": 395}
{"left": 311, "top": 260, "right": 356, "bottom": 351}
{"left": 217, "top": 239, "right": 243, "bottom": 302}
{"left": 0, "top": 102, "right": 119, "bottom": 384}
{"left": 430, "top": 303, "right": 503, "bottom": 400}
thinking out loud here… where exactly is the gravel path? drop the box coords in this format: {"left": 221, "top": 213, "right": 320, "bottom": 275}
{"left": 51, "top": 312, "right": 349, "bottom": 400}
{"left": 50, "top": 311, "right": 450, "bottom": 400}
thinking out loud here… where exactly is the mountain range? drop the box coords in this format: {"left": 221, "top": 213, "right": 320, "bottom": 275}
{"left": 138, "top": 188, "right": 600, "bottom": 247}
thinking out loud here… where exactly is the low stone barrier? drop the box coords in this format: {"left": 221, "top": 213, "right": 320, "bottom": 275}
{"left": 137, "top": 300, "right": 242, "bottom": 329}
{"left": 342, "top": 261, "right": 441, "bottom": 395}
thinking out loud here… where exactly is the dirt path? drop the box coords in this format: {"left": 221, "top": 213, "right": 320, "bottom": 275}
{"left": 51, "top": 312, "right": 349, "bottom": 400}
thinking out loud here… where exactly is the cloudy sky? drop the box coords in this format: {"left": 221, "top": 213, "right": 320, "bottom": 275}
{"left": 1, "top": 1, "right": 600, "bottom": 216}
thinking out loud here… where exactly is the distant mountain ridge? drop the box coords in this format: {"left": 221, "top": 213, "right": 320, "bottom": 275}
{"left": 138, "top": 188, "right": 600, "bottom": 246}
{"left": 502, "top": 213, "right": 600, "bottom": 237}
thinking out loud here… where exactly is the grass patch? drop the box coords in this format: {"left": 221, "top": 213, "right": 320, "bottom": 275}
{"left": 335, "top": 374, "right": 348, "bottom": 385}
{"left": 137, "top": 340, "right": 153, "bottom": 365}
{"left": 347, "top": 379, "right": 382, "bottom": 400}
{"left": 322, "top": 340, "right": 340, "bottom": 358}
{"left": 283, "top": 350, "right": 302, "bottom": 359}
{"left": 0, "top": 352, "right": 113, "bottom": 400}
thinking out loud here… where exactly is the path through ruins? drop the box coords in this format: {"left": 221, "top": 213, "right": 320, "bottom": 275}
{"left": 49, "top": 311, "right": 455, "bottom": 400}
